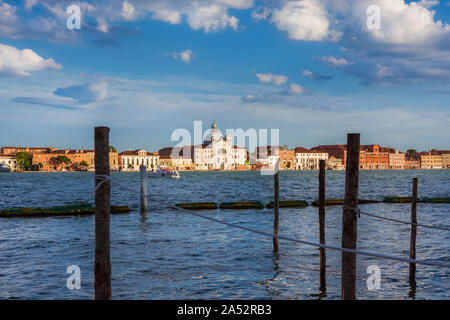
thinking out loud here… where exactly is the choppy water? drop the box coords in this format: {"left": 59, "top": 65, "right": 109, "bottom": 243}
{"left": 0, "top": 170, "right": 449, "bottom": 300}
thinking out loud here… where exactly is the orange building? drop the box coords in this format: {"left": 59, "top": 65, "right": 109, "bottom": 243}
{"left": 359, "top": 145, "right": 390, "bottom": 170}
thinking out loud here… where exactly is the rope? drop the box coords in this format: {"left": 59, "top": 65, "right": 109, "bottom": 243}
{"left": 94, "top": 175, "right": 450, "bottom": 268}
{"left": 343, "top": 206, "right": 450, "bottom": 232}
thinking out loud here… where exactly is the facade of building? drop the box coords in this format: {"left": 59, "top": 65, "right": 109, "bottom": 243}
{"left": 192, "top": 121, "right": 247, "bottom": 171}
{"left": 0, "top": 154, "right": 17, "bottom": 171}
{"left": 388, "top": 150, "right": 405, "bottom": 169}
{"left": 359, "top": 145, "right": 390, "bottom": 170}
{"left": 327, "top": 156, "right": 345, "bottom": 170}
{"left": 119, "top": 150, "right": 160, "bottom": 171}
{"left": 158, "top": 147, "right": 194, "bottom": 170}
{"left": 294, "top": 147, "right": 328, "bottom": 170}
{"left": 420, "top": 153, "right": 442, "bottom": 169}
{"left": 442, "top": 154, "right": 450, "bottom": 169}
{"left": 0, "top": 146, "right": 53, "bottom": 155}
{"left": 253, "top": 146, "right": 295, "bottom": 170}
{"left": 311, "top": 145, "right": 346, "bottom": 167}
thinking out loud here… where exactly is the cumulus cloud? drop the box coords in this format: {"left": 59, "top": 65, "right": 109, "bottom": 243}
{"left": 319, "top": 56, "right": 350, "bottom": 68}
{"left": 270, "top": 0, "right": 341, "bottom": 42}
{"left": 171, "top": 49, "right": 193, "bottom": 63}
{"left": 0, "top": 43, "right": 62, "bottom": 76}
{"left": 283, "top": 83, "right": 304, "bottom": 95}
{"left": 256, "top": 73, "right": 288, "bottom": 86}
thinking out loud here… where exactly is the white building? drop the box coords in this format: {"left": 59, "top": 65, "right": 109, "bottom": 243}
{"left": 193, "top": 121, "right": 247, "bottom": 170}
{"left": 119, "top": 149, "right": 160, "bottom": 171}
{"left": 0, "top": 155, "right": 17, "bottom": 171}
{"left": 295, "top": 147, "right": 328, "bottom": 170}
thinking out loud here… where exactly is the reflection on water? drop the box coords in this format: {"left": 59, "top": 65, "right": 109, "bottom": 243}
{"left": 0, "top": 170, "right": 449, "bottom": 299}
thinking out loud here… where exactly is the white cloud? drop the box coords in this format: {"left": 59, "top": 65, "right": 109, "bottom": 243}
{"left": 256, "top": 73, "right": 288, "bottom": 86}
{"left": 186, "top": 3, "right": 239, "bottom": 32}
{"left": 152, "top": 10, "right": 182, "bottom": 24}
{"left": 122, "top": 0, "right": 138, "bottom": 21}
{"left": 0, "top": 43, "right": 62, "bottom": 76}
{"left": 417, "top": 0, "right": 439, "bottom": 8}
{"left": 171, "top": 49, "right": 193, "bottom": 63}
{"left": 319, "top": 56, "right": 349, "bottom": 68}
{"left": 270, "top": 0, "right": 341, "bottom": 42}
{"left": 285, "top": 83, "right": 304, "bottom": 95}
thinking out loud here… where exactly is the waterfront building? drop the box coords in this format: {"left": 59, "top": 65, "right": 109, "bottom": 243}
{"left": 442, "top": 153, "right": 450, "bottom": 169}
{"left": 327, "top": 156, "right": 345, "bottom": 170}
{"left": 1, "top": 146, "right": 54, "bottom": 155}
{"left": 311, "top": 145, "right": 346, "bottom": 167}
{"left": 420, "top": 152, "right": 443, "bottom": 169}
{"left": 0, "top": 154, "right": 17, "bottom": 171}
{"left": 294, "top": 147, "right": 328, "bottom": 170}
{"left": 387, "top": 150, "right": 405, "bottom": 169}
{"left": 192, "top": 121, "right": 247, "bottom": 171}
{"left": 119, "top": 150, "right": 160, "bottom": 171}
{"left": 158, "top": 147, "right": 194, "bottom": 170}
{"left": 359, "top": 145, "right": 390, "bottom": 170}
{"left": 254, "top": 146, "right": 295, "bottom": 170}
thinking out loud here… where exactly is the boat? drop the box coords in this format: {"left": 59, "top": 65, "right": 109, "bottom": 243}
{"left": 0, "top": 164, "right": 11, "bottom": 172}
{"left": 148, "top": 166, "right": 180, "bottom": 178}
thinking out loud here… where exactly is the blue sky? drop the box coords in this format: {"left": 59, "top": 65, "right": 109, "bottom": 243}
{"left": 0, "top": 0, "right": 449, "bottom": 152}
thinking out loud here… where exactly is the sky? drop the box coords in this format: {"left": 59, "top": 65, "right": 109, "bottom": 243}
{"left": 0, "top": 0, "right": 449, "bottom": 152}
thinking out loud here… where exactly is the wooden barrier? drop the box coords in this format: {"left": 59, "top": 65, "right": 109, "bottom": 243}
{"left": 409, "top": 178, "right": 418, "bottom": 289}
{"left": 319, "top": 159, "right": 326, "bottom": 292}
{"left": 342, "top": 133, "right": 360, "bottom": 300}
{"left": 273, "top": 170, "right": 279, "bottom": 253}
{"left": 94, "top": 126, "right": 111, "bottom": 300}
{"left": 140, "top": 166, "right": 148, "bottom": 213}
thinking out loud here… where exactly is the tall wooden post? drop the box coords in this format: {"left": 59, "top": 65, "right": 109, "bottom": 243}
{"left": 409, "top": 178, "right": 418, "bottom": 287}
{"left": 273, "top": 170, "right": 279, "bottom": 253}
{"left": 319, "top": 159, "right": 326, "bottom": 292}
{"left": 342, "top": 133, "right": 360, "bottom": 300}
{"left": 94, "top": 127, "right": 111, "bottom": 300}
{"left": 140, "top": 166, "right": 148, "bottom": 213}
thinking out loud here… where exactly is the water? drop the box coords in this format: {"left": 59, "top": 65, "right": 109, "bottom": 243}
{"left": 0, "top": 170, "right": 449, "bottom": 300}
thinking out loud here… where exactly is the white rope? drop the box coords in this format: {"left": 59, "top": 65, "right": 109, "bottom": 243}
{"left": 95, "top": 176, "right": 450, "bottom": 268}
{"left": 343, "top": 206, "right": 450, "bottom": 232}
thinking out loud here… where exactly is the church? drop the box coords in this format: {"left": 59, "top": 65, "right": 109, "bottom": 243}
{"left": 193, "top": 121, "right": 247, "bottom": 170}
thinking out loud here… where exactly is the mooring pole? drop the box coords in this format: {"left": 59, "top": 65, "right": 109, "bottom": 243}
{"left": 140, "top": 165, "right": 148, "bottom": 213}
{"left": 319, "top": 159, "right": 326, "bottom": 292}
{"left": 409, "top": 177, "right": 418, "bottom": 287}
{"left": 94, "top": 126, "right": 111, "bottom": 300}
{"left": 342, "top": 133, "right": 360, "bottom": 300}
{"left": 273, "top": 168, "right": 280, "bottom": 253}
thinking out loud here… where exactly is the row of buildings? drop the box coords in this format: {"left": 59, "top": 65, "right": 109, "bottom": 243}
{"left": 1, "top": 121, "right": 449, "bottom": 172}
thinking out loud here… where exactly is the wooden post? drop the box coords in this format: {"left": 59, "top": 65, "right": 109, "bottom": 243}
{"left": 341, "top": 133, "right": 360, "bottom": 300}
{"left": 273, "top": 167, "right": 279, "bottom": 253}
{"left": 140, "top": 165, "right": 148, "bottom": 213}
{"left": 319, "top": 159, "right": 326, "bottom": 292}
{"left": 409, "top": 177, "right": 418, "bottom": 287}
{"left": 94, "top": 126, "right": 111, "bottom": 300}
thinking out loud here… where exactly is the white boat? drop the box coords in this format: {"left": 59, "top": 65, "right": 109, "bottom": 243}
{"left": 0, "top": 164, "right": 11, "bottom": 172}
{"left": 148, "top": 166, "right": 180, "bottom": 178}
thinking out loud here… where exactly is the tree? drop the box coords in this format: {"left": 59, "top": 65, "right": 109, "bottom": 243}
{"left": 16, "top": 152, "right": 32, "bottom": 170}
{"left": 109, "top": 146, "right": 117, "bottom": 152}
{"left": 56, "top": 155, "right": 72, "bottom": 166}
{"left": 406, "top": 149, "right": 417, "bottom": 154}
{"left": 80, "top": 160, "right": 89, "bottom": 167}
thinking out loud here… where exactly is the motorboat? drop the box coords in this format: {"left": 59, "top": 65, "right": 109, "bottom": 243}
{"left": 148, "top": 166, "right": 180, "bottom": 178}
{"left": 0, "top": 164, "right": 11, "bottom": 172}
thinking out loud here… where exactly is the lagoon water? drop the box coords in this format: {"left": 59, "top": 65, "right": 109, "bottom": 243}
{"left": 0, "top": 170, "right": 449, "bottom": 300}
